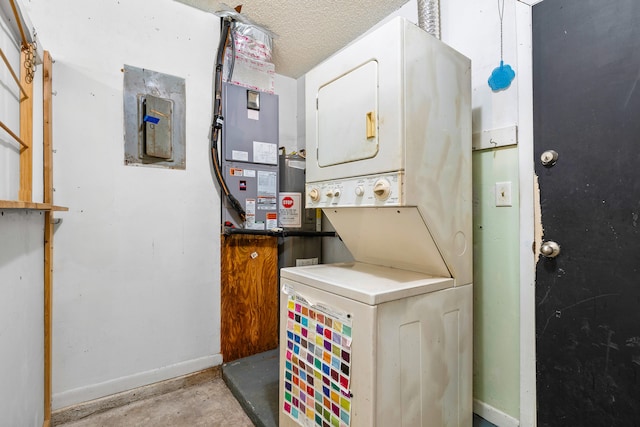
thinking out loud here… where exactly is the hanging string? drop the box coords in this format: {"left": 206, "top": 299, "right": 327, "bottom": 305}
{"left": 488, "top": 0, "right": 516, "bottom": 91}
{"left": 498, "top": 0, "right": 505, "bottom": 62}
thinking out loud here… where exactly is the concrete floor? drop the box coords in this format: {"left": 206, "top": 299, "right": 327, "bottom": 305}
{"left": 55, "top": 350, "right": 496, "bottom": 427}
{"left": 222, "top": 349, "right": 279, "bottom": 427}
{"left": 55, "top": 378, "right": 253, "bottom": 427}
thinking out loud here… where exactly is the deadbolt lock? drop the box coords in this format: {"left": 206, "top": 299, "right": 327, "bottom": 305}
{"left": 540, "top": 240, "right": 561, "bottom": 258}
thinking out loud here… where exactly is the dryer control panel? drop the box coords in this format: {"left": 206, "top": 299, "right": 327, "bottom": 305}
{"left": 305, "top": 172, "right": 403, "bottom": 208}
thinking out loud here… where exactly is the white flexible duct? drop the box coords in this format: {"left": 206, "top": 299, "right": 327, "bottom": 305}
{"left": 417, "top": 0, "right": 441, "bottom": 39}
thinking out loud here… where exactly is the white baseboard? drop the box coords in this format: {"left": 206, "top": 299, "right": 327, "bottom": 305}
{"left": 52, "top": 353, "right": 223, "bottom": 410}
{"left": 474, "top": 399, "right": 520, "bottom": 427}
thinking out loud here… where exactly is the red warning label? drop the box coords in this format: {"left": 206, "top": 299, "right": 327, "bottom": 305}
{"left": 282, "top": 196, "right": 294, "bottom": 208}
{"left": 266, "top": 212, "right": 278, "bottom": 229}
{"left": 279, "top": 192, "right": 301, "bottom": 228}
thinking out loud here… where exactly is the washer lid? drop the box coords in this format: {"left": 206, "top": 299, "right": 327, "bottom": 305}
{"left": 281, "top": 262, "right": 453, "bottom": 306}
{"left": 322, "top": 207, "right": 452, "bottom": 278}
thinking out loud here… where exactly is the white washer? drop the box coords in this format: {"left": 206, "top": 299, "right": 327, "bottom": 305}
{"left": 279, "top": 263, "right": 472, "bottom": 427}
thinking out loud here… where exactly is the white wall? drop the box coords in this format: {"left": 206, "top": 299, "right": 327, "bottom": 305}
{"left": 0, "top": 6, "right": 45, "bottom": 426}
{"left": 515, "top": 3, "right": 536, "bottom": 425}
{"left": 0, "top": 12, "right": 22, "bottom": 200}
{"left": 0, "top": 211, "right": 45, "bottom": 427}
{"left": 296, "top": 76, "right": 306, "bottom": 151}
{"left": 24, "top": 0, "right": 301, "bottom": 410}
{"left": 26, "top": 0, "right": 223, "bottom": 409}
{"left": 274, "top": 74, "right": 298, "bottom": 153}
{"left": 0, "top": 4, "right": 44, "bottom": 203}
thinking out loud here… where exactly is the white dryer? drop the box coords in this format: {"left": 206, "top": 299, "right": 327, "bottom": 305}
{"left": 279, "top": 16, "right": 473, "bottom": 427}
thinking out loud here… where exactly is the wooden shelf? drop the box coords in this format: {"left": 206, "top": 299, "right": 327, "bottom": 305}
{"left": 0, "top": 199, "right": 68, "bottom": 211}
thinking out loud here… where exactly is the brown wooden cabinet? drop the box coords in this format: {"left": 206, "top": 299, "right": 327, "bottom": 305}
{"left": 221, "top": 234, "right": 279, "bottom": 362}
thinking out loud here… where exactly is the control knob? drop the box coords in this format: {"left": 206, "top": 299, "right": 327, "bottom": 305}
{"left": 373, "top": 179, "right": 391, "bottom": 200}
{"left": 309, "top": 188, "right": 320, "bottom": 202}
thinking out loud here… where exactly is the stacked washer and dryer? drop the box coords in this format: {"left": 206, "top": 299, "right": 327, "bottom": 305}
{"left": 279, "top": 17, "right": 473, "bottom": 427}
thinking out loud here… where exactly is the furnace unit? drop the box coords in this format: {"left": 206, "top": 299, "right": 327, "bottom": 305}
{"left": 221, "top": 82, "right": 279, "bottom": 230}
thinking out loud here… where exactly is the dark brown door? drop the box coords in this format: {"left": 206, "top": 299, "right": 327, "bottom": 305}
{"left": 533, "top": 0, "right": 640, "bottom": 425}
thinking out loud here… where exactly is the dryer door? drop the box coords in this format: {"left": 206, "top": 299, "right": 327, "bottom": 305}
{"left": 317, "top": 60, "right": 379, "bottom": 167}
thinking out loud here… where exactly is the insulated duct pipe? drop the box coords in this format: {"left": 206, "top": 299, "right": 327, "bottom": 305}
{"left": 417, "top": 0, "right": 441, "bottom": 39}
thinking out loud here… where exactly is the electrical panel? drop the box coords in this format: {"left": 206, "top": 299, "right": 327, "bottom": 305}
{"left": 142, "top": 95, "right": 173, "bottom": 160}
{"left": 123, "top": 65, "right": 186, "bottom": 169}
{"left": 221, "top": 83, "right": 279, "bottom": 229}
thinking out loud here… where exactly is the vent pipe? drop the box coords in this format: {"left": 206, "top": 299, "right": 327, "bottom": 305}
{"left": 417, "top": 0, "right": 441, "bottom": 39}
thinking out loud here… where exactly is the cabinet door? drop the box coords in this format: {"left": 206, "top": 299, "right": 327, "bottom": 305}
{"left": 221, "top": 234, "right": 278, "bottom": 361}
{"left": 317, "top": 60, "right": 379, "bottom": 167}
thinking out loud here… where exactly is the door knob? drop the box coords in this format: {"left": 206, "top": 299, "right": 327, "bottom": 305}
{"left": 540, "top": 241, "right": 561, "bottom": 258}
{"left": 540, "top": 150, "right": 559, "bottom": 167}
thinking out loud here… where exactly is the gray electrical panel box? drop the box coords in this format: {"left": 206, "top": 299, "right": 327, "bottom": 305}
{"left": 221, "top": 83, "right": 279, "bottom": 229}
{"left": 143, "top": 95, "right": 173, "bottom": 159}
{"left": 123, "top": 65, "right": 186, "bottom": 169}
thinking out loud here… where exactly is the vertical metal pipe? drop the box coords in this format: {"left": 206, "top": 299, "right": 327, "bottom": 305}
{"left": 417, "top": 0, "right": 441, "bottom": 39}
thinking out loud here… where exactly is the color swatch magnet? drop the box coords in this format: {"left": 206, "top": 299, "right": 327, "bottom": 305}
{"left": 283, "top": 294, "right": 353, "bottom": 427}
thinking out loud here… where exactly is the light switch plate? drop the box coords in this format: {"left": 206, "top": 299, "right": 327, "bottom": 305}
{"left": 495, "top": 181, "right": 512, "bottom": 207}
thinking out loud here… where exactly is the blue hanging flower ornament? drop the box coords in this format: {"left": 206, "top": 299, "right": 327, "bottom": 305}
{"left": 488, "top": 60, "right": 515, "bottom": 91}
{"left": 488, "top": 0, "right": 516, "bottom": 92}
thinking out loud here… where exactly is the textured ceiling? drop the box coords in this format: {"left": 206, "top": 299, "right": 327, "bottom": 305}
{"left": 175, "top": 0, "right": 411, "bottom": 78}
